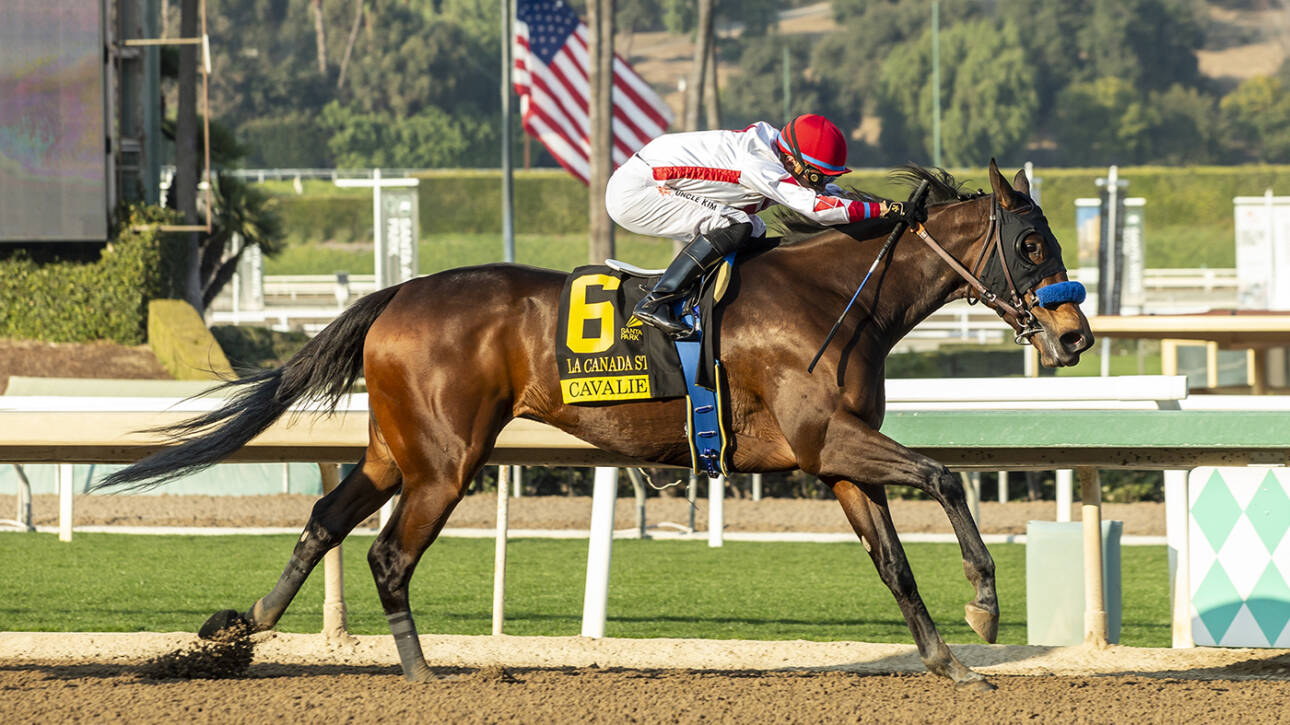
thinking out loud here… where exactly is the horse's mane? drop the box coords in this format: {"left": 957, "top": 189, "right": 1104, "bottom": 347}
{"left": 775, "top": 164, "right": 986, "bottom": 245}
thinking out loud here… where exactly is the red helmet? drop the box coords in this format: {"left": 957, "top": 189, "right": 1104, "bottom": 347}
{"left": 776, "top": 114, "right": 851, "bottom": 176}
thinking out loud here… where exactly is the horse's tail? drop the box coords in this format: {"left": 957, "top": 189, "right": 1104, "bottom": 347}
{"left": 95, "top": 285, "right": 404, "bottom": 492}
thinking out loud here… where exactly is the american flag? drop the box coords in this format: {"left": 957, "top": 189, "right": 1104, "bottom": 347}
{"left": 513, "top": 0, "right": 673, "bottom": 185}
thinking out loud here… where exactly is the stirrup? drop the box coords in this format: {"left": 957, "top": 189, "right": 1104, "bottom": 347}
{"left": 633, "top": 297, "right": 695, "bottom": 338}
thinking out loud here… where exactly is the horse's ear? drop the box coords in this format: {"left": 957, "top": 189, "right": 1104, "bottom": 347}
{"left": 1012, "top": 168, "right": 1031, "bottom": 198}
{"left": 988, "top": 158, "right": 1022, "bottom": 210}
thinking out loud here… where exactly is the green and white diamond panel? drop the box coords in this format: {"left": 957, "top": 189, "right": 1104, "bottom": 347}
{"left": 1189, "top": 467, "right": 1290, "bottom": 647}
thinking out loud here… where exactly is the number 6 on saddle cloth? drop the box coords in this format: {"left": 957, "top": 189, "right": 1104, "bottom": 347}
{"left": 555, "top": 256, "right": 737, "bottom": 477}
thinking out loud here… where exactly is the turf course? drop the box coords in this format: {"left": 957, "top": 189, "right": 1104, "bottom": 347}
{"left": 0, "top": 534, "right": 1171, "bottom": 647}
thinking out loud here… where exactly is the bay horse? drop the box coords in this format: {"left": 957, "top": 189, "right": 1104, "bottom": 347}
{"left": 99, "top": 161, "right": 1092, "bottom": 690}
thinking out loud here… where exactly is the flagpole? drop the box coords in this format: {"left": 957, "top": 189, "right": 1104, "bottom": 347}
{"left": 501, "top": 0, "right": 515, "bottom": 264}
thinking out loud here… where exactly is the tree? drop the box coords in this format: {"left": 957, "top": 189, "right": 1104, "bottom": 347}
{"left": 721, "top": 37, "right": 836, "bottom": 132}
{"left": 684, "top": 0, "right": 715, "bottom": 131}
{"left": 205, "top": 0, "right": 335, "bottom": 127}
{"left": 877, "top": 20, "right": 1039, "bottom": 166}
{"left": 1150, "top": 85, "right": 1224, "bottom": 165}
{"left": 662, "top": 0, "right": 778, "bottom": 37}
{"left": 616, "top": 0, "right": 663, "bottom": 35}
{"left": 343, "top": 6, "right": 494, "bottom": 118}
{"left": 160, "top": 116, "right": 286, "bottom": 314}
{"left": 1052, "top": 77, "right": 1154, "bottom": 165}
{"left": 320, "top": 102, "right": 493, "bottom": 167}
{"left": 808, "top": 0, "right": 991, "bottom": 153}
{"left": 336, "top": 0, "right": 366, "bottom": 91}
{"left": 311, "top": 0, "right": 328, "bottom": 75}
{"left": 198, "top": 176, "right": 286, "bottom": 309}
{"left": 1220, "top": 76, "right": 1290, "bottom": 162}
{"left": 1078, "top": 0, "right": 1203, "bottom": 93}
{"left": 999, "top": 0, "right": 1094, "bottom": 116}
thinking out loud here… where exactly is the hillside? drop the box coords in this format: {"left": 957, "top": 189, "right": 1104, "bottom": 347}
{"left": 625, "top": 1, "right": 1289, "bottom": 126}
{"left": 1197, "top": 3, "right": 1288, "bottom": 88}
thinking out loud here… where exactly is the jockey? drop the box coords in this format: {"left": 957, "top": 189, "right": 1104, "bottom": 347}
{"left": 605, "top": 113, "right": 904, "bottom": 338}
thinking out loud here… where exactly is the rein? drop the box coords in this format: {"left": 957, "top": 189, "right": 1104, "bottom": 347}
{"left": 910, "top": 198, "right": 1043, "bottom": 344}
{"left": 808, "top": 192, "right": 1050, "bottom": 376}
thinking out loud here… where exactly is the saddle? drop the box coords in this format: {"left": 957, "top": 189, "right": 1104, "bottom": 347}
{"left": 555, "top": 257, "right": 737, "bottom": 477}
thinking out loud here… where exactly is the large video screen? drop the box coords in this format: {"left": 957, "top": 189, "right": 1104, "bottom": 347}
{"left": 1, "top": 1, "right": 108, "bottom": 241}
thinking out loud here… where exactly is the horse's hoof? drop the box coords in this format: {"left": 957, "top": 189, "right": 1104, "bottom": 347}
{"left": 965, "top": 602, "right": 998, "bottom": 644}
{"left": 403, "top": 660, "right": 444, "bottom": 683}
{"left": 198, "top": 609, "right": 250, "bottom": 640}
{"left": 958, "top": 677, "right": 997, "bottom": 692}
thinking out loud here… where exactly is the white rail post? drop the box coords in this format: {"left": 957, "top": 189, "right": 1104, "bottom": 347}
{"left": 624, "top": 467, "right": 648, "bottom": 538}
{"left": 751, "top": 473, "right": 763, "bottom": 501}
{"left": 581, "top": 466, "right": 619, "bottom": 638}
{"left": 962, "top": 472, "right": 981, "bottom": 524}
{"left": 318, "top": 463, "right": 351, "bottom": 642}
{"left": 708, "top": 475, "right": 725, "bottom": 548}
{"left": 687, "top": 472, "right": 698, "bottom": 532}
{"left": 58, "top": 464, "right": 74, "bottom": 542}
{"left": 379, "top": 496, "right": 395, "bottom": 530}
{"left": 1164, "top": 469, "right": 1193, "bottom": 647}
{"left": 997, "top": 470, "right": 1009, "bottom": 504}
{"left": 493, "top": 464, "right": 510, "bottom": 635}
{"left": 10, "top": 464, "right": 33, "bottom": 531}
{"left": 1078, "top": 467, "right": 1108, "bottom": 648}
{"left": 1056, "top": 469, "right": 1073, "bottom": 522}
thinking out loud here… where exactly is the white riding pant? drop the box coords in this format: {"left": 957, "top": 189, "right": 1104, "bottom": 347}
{"left": 605, "top": 155, "right": 766, "bottom": 243}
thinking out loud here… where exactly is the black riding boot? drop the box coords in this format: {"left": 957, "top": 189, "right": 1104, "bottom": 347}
{"left": 633, "top": 222, "right": 752, "bottom": 338}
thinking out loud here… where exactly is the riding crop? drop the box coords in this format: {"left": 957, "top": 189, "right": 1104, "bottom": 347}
{"left": 807, "top": 180, "right": 931, "bottom": 374}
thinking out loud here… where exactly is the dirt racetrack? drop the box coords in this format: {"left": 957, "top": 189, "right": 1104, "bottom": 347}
{"left": 4, "top": 633, "right": 1290, "bottom": 723}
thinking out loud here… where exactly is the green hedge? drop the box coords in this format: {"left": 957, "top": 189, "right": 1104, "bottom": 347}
{"left": 240, "top": 114, "right": 332, "bottom": 168}
{"left": 0, "top": 206, "right": 188, "bottom": 344}
{"left": 886, "top": 344, "right": 1051, "bottom": 378}
{"left": 276, "top": 196, "right": 372, "bottom": 246}
{"left": 266, "top": 165, "right": 1290, "bottom": 270}
{"left": 269, "top": 170, "right": 587, "bottom": 245}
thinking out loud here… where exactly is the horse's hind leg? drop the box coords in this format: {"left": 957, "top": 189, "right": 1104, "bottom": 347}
{"left": 829, "top": 478, "right": 994, "bottom": 691}
{"left": 362, "top": 399, "right": 499, "bottom": 681}
{"left": 366, "top": 475, "right": 468, "bottom": 681}
{"left": 199, "top": 445, "right": 401, "bottom": 638}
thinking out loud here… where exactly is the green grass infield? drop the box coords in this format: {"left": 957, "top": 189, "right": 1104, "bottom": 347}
{"left": 0, "top": 534, "right": 1171, "bottom": 647}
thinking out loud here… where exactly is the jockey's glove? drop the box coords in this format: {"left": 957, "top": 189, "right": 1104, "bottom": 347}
{"left": 883, "top": 201, "right": 928, "bottom": 225}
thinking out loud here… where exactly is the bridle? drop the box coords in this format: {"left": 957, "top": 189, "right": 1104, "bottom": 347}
{"left": 911, "top": 196, "right": 1055, "bottom": 344}
{"left": 808, "top": 185, "right": 1079, "bottom": 376}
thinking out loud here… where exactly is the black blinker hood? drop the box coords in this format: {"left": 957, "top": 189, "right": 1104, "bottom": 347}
{"left": 979, "top": 200, "right": 1066, "bottom": 301}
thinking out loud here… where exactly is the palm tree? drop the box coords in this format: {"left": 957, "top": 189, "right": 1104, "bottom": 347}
{"left": 197, "top": 175, "right": 286, "bottom": 310}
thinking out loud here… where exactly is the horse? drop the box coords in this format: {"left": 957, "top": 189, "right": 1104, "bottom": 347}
{"left": 98, "top": 161, "right": 1093, "bottom": 691}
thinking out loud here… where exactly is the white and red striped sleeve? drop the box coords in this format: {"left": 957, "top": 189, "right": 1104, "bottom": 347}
{"left": 743, "top": 166, "right": 881, "bottom": 225}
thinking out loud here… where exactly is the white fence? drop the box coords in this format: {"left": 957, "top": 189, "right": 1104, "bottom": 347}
{"left": 209, "top": 268, "right": 1240, "bottom": 340}
{"left": 5, "top": 374, "right": 1246, "bottom": 649}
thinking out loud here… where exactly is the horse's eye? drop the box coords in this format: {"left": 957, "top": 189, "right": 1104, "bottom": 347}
{"left": 1023, "top": 238, "right": 1042, "bottom": 260}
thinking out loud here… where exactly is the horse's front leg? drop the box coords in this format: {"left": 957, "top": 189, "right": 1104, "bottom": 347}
{"left": 826, "top": 477, "right": 994, "bottom": 690}
{"left": 803, "top": 414, "right": 999, "bottom": 657}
